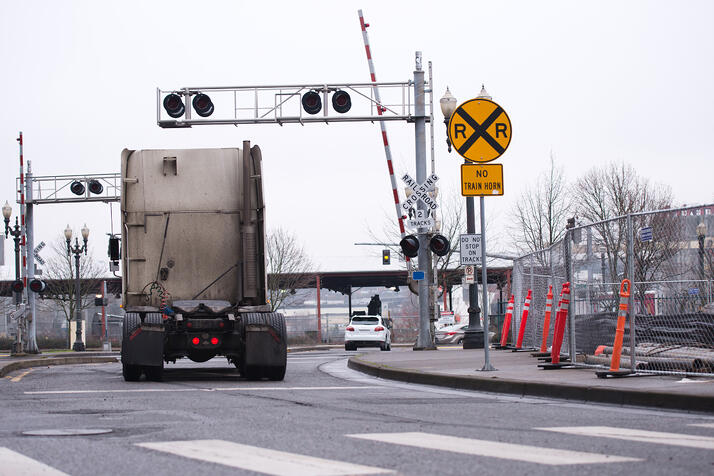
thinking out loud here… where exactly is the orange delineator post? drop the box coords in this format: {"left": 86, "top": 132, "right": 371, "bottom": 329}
{"left": 550, "top": 283, "right": 571, "bottom": 365}
{"left": 499, "top": 295, "right": 515, "bottom": 347}
{"left": 515, "top": 289, "right": 532, "bottom": 349}
{"left": 609, "top": 279, "right": 631, "bottom": 372}
{"left": 539, "top": 285, "right": 554, "bottom": 352}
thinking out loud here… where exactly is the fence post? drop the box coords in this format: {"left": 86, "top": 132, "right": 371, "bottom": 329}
{"left": 565, "top": 220, "right": 575, "bottom": 360}
{"left": 626, "top": 213, "right": 636, "bottom": 371}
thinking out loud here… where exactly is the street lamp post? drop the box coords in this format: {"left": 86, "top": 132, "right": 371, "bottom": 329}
{"left": 440, "top": 89, "right": 484, "bottom": 349}
{"left": 697, "top": 222, "right": 707, "bottom": 280}
{"left": 3, "top": 202, "right": 23, "bottom": 304}
{"left": 66, "top": 224, "right": 89, "bottom": 352}
{"left": 3, "top": 201, "right": 24, "bottom": 354}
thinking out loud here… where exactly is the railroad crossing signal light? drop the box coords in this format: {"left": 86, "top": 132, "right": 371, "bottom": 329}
{"left": 163, "top": 93, "right": 185, "bottom": 118}
{"left": 332, "top": 90, "right": 352, "bottom": 113}
{"left": 302, "top": 91, "right": 322, "bottom": 115}
{"left": 12, "top": 280, "right": 24, "bottom": 293}
{"left": 399, "top": 235, "right": 420, "bottom": 258}
{"left": 94, "top": 295, "right": 108, "bottom": 306}
{"left": 429, "top": 234, "right": 450, "bottom": 257}
{"left": 88, "top": 179, "right": 103, "bottom": 195}
{"left": 192, "top": 93, "right": 214, "bottom": 117}
{"left": 70, "top": 180, "right": 85, "bottom": 195}
{"left": 382, "top": 249, "right": 390, "bottom": 265}
{"left": 29, "top": 279, "right": 46, "bottom": 293}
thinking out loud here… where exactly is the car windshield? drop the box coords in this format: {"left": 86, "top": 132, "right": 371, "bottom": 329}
{"left": 351, "top": 316, "right": 379, "bottom": 325}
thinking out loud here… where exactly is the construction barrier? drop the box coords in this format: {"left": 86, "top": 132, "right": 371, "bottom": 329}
{"left": 550, "top": 282, "right": 570, "bottom": 364}
{"left": 539, "top": 285, "right": 554, "bottom": 353}
{"left": 514, "top": 289, "right": 533, "bottom": 350}
{"left": 595, "top": 280, "right": 636, "bottom": 378}
{"left": 495, "top": 295, "right": 515, "bottom": 349}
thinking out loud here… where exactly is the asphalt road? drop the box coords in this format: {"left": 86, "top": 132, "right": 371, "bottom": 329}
{"left": 1, "top": 348, "right": 713, "bottom": 476}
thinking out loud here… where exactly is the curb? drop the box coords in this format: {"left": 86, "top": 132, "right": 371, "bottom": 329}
{"left": 347, "top": 356, "right": 714, "bottom": 414}
{"left": 0, "top": 356, "right": 119, "bottom": 378}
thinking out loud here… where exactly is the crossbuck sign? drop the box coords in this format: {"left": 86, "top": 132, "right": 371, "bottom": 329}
{"left": 401, "top": 173, "right": 439, "bottom": 228}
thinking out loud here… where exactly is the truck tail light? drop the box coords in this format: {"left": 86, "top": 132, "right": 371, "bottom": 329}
{"left": 374, "top": 326, "right": 385, "bottom": 331}
{"left": 210, "top": 337, "right": 219, "bottom": 345}
{"left": 191, "top": 337, "right": 200, "bottom": 345}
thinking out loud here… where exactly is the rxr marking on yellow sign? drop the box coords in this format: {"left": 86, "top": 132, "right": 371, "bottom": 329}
{"left": 448, "top": 98, "right": 512, "bottom": 163}
{"left": 461, "top": 164, "right": 503, "bottom": 196}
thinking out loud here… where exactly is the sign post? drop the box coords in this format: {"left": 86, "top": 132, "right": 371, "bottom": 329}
{"left": 448, "top": 91, "right": 511, "bottom": 371}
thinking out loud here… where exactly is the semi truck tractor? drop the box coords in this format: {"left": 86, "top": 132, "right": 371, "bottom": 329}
{"left": 119, "top": 143, "right": 287, "bottom": 382}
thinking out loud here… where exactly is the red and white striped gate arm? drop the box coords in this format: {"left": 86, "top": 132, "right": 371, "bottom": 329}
{"left": 17, "top": 132, "right": 27, "bottom": 288}
{"left": 358, "top": 10, "right": 408, "bottom": 249}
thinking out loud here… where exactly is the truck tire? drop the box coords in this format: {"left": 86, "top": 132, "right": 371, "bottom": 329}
{"left": 122, "top": 313, "right": 142, "bottom": 381}
{"left": 242, "top": 313, "right": 287, "bottom": 381}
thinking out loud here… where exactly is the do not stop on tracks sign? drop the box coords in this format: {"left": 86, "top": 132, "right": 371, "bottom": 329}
{"left": 448, "top": 98, "right": 512, "bottom": 163}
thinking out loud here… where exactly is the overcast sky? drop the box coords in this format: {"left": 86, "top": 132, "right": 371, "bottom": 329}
{"left": 1, "top": 0, "right": 712, "bottom": 277}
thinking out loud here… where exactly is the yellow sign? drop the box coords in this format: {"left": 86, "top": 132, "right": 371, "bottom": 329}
{"left": 461, "top": 164, "right": 504, "bottom": 196}
{"left": 448, "top": 98, "right": 512, "bottom": 163}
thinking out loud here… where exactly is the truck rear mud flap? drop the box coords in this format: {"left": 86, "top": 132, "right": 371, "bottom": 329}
{"left": 121, "top": 324, "right": 165, "bottom": 367}
{"left": 242, "top": 313, "right": 287, "bottom": 380}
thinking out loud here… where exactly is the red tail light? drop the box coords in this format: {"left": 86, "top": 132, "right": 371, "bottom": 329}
{"left": 346, "top": 326, "right": 355, "bottom": 332}
{"left": 446, "top": 332, "right": 456, "bottom": 336}
{"left": 219, "top": 322, "right": 225, "bottom": 328}
{"left": 186, "top": 322, "right": 192, "bottom": 328}
{"left": 210, "top": 337, "right": 219, "bottom": 345}
{"left": 374, "top": 326, "right": 385, "bottom": 331}
{"left": 191, "top": 337, "right": 200, "bottom": 345}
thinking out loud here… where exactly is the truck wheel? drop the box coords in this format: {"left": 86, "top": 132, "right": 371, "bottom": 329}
{"left": 242, "top": 313, "right": 287, "bottom": 381}
{"left": 122, "top": 364, "right": 142, "bottom": 381}
{"left": 121, "top": 313, "right": 142, "bottom": 381}
{"left": 144, "top": 365, "right": 164, "bottom": 382}
{"left": 144, "top": 313, "right": 164, "bottom": 325}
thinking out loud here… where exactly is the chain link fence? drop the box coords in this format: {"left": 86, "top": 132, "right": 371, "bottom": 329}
{"left": 510, "top": 204, "right": 714, "bottom": 376}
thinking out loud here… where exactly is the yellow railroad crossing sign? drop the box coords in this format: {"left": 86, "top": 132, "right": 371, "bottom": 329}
{"left": 448, "top": 98, "right": 512, "bottom": 163}
{"left": 461, "top": 163, "right": 503, "bottom": 196}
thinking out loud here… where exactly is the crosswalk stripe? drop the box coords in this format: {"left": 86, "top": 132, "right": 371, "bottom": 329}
{"left": 137, "top": 439, "right": 393, "bottom": 476}
{"left": 689, "top": 423, "right": 714, "bottom": 429}
{"left": 537, "top": 426, "right": 714, "bottom": 450}
{"left": 0, "top": 447, "right": 70, "bottom": 476}
{"left": 346, "top": 432, "right": 639, "bottom": 465}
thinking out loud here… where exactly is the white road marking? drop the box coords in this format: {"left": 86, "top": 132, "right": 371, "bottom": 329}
{"left": 538, "top": 426, "right": 714, "bottom": 450}
{"left": 0, "top": 447, "right": 70, "bottom": 476}
{"left": 137, "top": 439, "right": 393, "bottom": 476}
{"left": 347, "top": 432, "right": 640, "bottom": 465}
{"left": 25, "top": 385, "right": 379, "bottom": 395}
{"left": 689, "top": 422, "right": 714, "bottom": 429}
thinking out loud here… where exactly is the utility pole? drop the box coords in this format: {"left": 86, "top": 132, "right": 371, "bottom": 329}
{"left": 413, "top": 52, "right": 435, "bottom": 350}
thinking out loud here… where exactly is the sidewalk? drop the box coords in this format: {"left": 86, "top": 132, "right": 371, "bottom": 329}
{"left": 348, "top": 347, "right": 714, "bottom": 413}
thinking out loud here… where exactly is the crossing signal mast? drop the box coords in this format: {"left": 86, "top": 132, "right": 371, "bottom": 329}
{"left": 156, "top": 11, "right": 440, "bottom": 350}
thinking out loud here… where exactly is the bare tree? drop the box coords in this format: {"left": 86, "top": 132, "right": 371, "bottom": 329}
{"left": 573, "top": 161, "right": 675, "bottom": 311}
{"left": 266, "top": 228, "right": 314, "bottom": 312}
{"left": 37, "top": 236, "right": 105, "bottom": 346}
{"left": 510, "top": 153, "right": 571, "bottom": 256}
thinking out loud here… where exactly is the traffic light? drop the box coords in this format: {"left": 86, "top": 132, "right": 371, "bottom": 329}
{"left": 302, "top": 91, "right": 322, "bottom": 115}
{"left": 163, "top": 93, "right": 185, "bottom": 118}
{"left": 108, "top": 236, "right": 120, "bottom": 261}
{"left": 28, "top": 279, "right": 46, "bottom": 293}
{"left": 399, "top": 235, "right": 420, "bottom": 258}
{"left": 332, "top": 90, "right": 352, "bottom": 113}
{"left": 12, "top": 280, "right": 24, "bottom": 293}
{"left": 94, "top": 295, "right": 108, "bottom": 306}
{"left": 192, "top": 93, "right": 214, "bottom": 117}
{"left": 70, "top": 180, "right": 85, "bottom": 195}
{"left": 88, "top": 179, "right": 103, "bottom": 195}
{"left": 382, "top": 249, "right": 390, "bottom": 265}
{"left": 429, "top": 234, "right": 450, "bottom": 257}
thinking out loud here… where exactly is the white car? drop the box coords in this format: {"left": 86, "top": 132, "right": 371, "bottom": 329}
{"left": 344, "top": 314, "right": 391, "bottom": 351}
